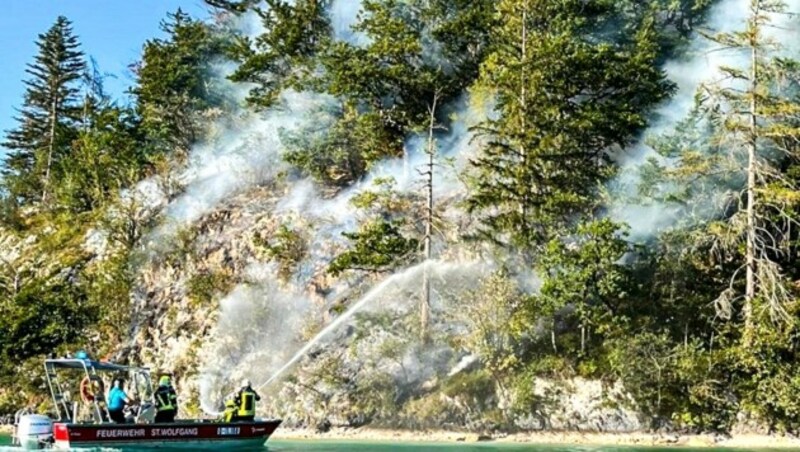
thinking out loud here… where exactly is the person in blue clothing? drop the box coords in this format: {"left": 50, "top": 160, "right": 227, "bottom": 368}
{"left": 107, "top": 378, "right": 133, "bottom": 423}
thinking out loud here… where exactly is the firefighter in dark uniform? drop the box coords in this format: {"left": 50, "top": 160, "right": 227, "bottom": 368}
{"left": 234, "top": 379, "right": 260, "bottom": 421}
{"left": 154, "top": 375, "right": 178, "bottom": 423}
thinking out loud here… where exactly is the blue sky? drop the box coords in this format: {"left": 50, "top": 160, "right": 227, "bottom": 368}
{"left": 0, "top": 1, "right": 211, "bottom": 154}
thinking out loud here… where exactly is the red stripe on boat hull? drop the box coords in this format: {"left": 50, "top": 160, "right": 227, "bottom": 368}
{"left": 52, "top": 419, "right": 281, "bottom": 449}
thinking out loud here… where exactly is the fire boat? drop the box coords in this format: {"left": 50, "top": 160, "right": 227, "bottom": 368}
{"left": 12, "top": 356, "right": 281, "bottom": 449}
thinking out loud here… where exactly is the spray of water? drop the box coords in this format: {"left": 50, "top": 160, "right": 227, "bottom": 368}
{"left": 199, "top": 259, "right": 485, "bottom": 414}
{"left": 257, "top": 261, "right": 429, "bottom": 391}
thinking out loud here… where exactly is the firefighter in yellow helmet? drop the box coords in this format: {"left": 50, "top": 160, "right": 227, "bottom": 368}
{"left": 153, "top": 375, "right": 178, "bottom": 423}
{"left": 233, "top": 379, "right": 260, "bottom": 421}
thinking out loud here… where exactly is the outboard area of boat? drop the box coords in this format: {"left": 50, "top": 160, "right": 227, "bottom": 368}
{"left": 13, "top": 410, "right": 54, "bottom": 449}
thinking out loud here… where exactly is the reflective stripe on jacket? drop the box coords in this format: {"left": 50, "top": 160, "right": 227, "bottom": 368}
{"left": 155, "top": 387, "right": 177, "bottom": 412}
{"left": 237, "top": 389, "right": 257, "bottom": 416}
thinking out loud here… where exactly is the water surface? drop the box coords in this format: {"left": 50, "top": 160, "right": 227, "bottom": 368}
{"left": 0, "top": 434, "right": 787, "bottom": 451}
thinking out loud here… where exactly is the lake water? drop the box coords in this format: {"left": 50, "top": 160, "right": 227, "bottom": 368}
{"left": 0, "top": 434, "right": 785, "bottom": 451}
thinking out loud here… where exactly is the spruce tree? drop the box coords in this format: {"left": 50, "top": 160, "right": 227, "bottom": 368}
{"left": 665, "top": 0, "right": 800, "bottom": 339}
{"left": 467, "top": 0, "right": 671, "bottom": 250}
{"left": 134, "top": 9, "right": 222, "bottom": 158}
{"left": 228, "top": 0, "right": 332, "bottom": 109}
{"left": 2, "top": 16, "right": 85, "bottom": 206}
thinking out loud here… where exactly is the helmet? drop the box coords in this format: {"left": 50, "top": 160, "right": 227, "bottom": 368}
{"left": 159, "top": 375, "right": 171, "bottom": 387}
{"left": 241, "top": 379, "right": 251, "bottom": 388}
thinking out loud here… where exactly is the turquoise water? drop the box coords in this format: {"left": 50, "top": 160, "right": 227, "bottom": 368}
{"left": 0, "top": 434, "right": 789, "bottom": 451}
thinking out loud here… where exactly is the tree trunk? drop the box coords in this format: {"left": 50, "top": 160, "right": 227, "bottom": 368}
{"left": 744, "top": 2, "right": 759, "bottom": 341}
{"left": 421, "top": 91, "right": 439, "bottom": 341}
{"left": 43, "top": 92, "right": 59, "bottom": 204}
{"left": 519, "top": 2, "right": 528, "bottom": 229}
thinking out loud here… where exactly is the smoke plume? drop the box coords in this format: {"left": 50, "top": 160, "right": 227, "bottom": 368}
{"left": 610, "top": 0, "right": 800, "bottom": 241}
{"left": 175, "top": 1, "right": 495, "bottom": 412}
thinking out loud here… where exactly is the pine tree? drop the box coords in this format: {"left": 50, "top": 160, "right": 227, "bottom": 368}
{"left": 671, "top": 0, "right": 800, "bottom": 340}
{"left": 282, "top": 0, "right": 492, "bottom": 187}
{"left": 2, "top": 16, "right": 86, "bottom": 206}
{"left": 320, "top": 0, "right": 464, "bottom": 135}
{"left": 228, "top": 0, "right": 332, "bottom": 109}
{"left": 467, "top": 0, "right": 671, "bottom": 250}
{"left": 133, "top": 9, "right": 222, "bottom": 158}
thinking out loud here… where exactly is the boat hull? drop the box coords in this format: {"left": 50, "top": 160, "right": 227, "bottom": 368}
{"left": 52, "top": 419, "right": 281, "bottom": 450}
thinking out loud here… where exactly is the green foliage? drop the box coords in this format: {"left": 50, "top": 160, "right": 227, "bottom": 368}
{"left": 607, "top": 333, "right": 738, "bottom": 431}
{"left": 168, "top": 226, "right": 199, "bottom": 264}
{"left": 187, "top": 270, "right": 235, "bottom": 307}
{"left": 442, "top": 370, "right": 494, "bottom": 401}
{"left": 133, "top": 9, "right": 225, "bottom": 155}
{"left": 514, "top": 220, "right": 638, "bottom": 364}
{"left": 266, "top": 0, "right": 494, "bottom": 188}
{"left": 399, "top": 369, "right": 502, "bottom": 430}
{"left": 0, "top": 276, "right": 95, "bottom": 365}
{"left": 349, "top": 177, "right": 419, "bottom": 214}
{"left": 283, "top": 106, "right": 400, "bottom": 187}
{"left": 56, "top": 107, "right": 146, "bottom": 213}
{"left": 228, "top": 0, "right": 331, "bottom": 109}
{"left": 456, "top": 272, "right": 522, "bottom": 379}
{"left": 84, "top": 253, "right": 135, "bottom": 355}
{"left": 328, "top": 218, "right": 419, "bottom": 276}
{"left": 2, "top": 16, "right": 86, "bottom": 206}
{"left": 467, "top": 0, "right": 672, "bottom": 250}
{"left": 254, "top": 223, "right": 308, "bottom": 281}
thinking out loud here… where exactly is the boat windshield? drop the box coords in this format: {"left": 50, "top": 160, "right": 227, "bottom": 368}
{"left": 130, "top": 369, "right": 154, "bottom": 401}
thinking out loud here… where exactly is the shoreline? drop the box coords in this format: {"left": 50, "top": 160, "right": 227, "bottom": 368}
{"left": 272, "top": 427, "right": 800, "bottom": 448}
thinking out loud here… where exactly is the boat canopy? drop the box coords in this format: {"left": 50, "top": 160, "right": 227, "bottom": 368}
{"left": 44, "top": 358, "right": 154, "bottom": 423}
{"left": 45, "top": 358, "right": 149, "bottom": 373}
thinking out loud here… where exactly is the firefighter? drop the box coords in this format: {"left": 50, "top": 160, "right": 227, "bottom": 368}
{"left": 233, "top": 379, "right": 260, "bottom": 421}
{"left": 153, "top": 375, "right": 178, "bottom": 423}
{"left": 222, "top": 398, "right": 237, "bottom": 423}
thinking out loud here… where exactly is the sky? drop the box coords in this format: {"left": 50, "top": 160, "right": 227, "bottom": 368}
{"left": 0, "top": 0, "right": 211, "bottom": 156}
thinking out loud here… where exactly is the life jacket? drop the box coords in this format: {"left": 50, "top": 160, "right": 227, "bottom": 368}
{"left": 155, "top": 387, "right": 177, "bottom": 412}
{"left": 237, "top": 388, "right": 257, "bottom": 417}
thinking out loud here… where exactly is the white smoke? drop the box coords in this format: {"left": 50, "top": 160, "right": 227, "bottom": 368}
{"left": 198, "top": 263, "right": 315, "bottom": 414}
{"left": 330, "top": 0, "right": 370, "bottom": 46}
{"left": 193, "top": 94, "right": 488, "bottom": 409}
{"left": 168, "top": 90, "right": 335, "bottom": 225}
{"left": 610, "top": 0, "right": 800, "bottom": 241}
{"left": 181, "top": 0, "right": 493, "bottom": 413}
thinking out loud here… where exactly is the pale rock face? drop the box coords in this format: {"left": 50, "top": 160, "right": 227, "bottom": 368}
{"left": 509, "top": 379, "right": 642, "bottom": 432}
{"left": 83, "top": 229, "right": 109, "bottom": 259}
{"left": 120, "top": 185, "right": 649, "bottom": 430}
{"left": 0, "top": 229, "right": 22, "bottom": 264}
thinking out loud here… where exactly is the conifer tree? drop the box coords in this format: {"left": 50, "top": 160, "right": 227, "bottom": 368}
{"left": 228, "top": 0, "right": 332, "bottom": 109}
{"left": 467, "top": 0, "right": 670, "bottom": 250}
{"left": 668, "top": 0, "right": 800, "bottom": 339}
{"left": 133, "top": 9, "right": 222, "bottom": 158}
{"left": 2, "top": 16, "right": 85, "bottom": 206}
